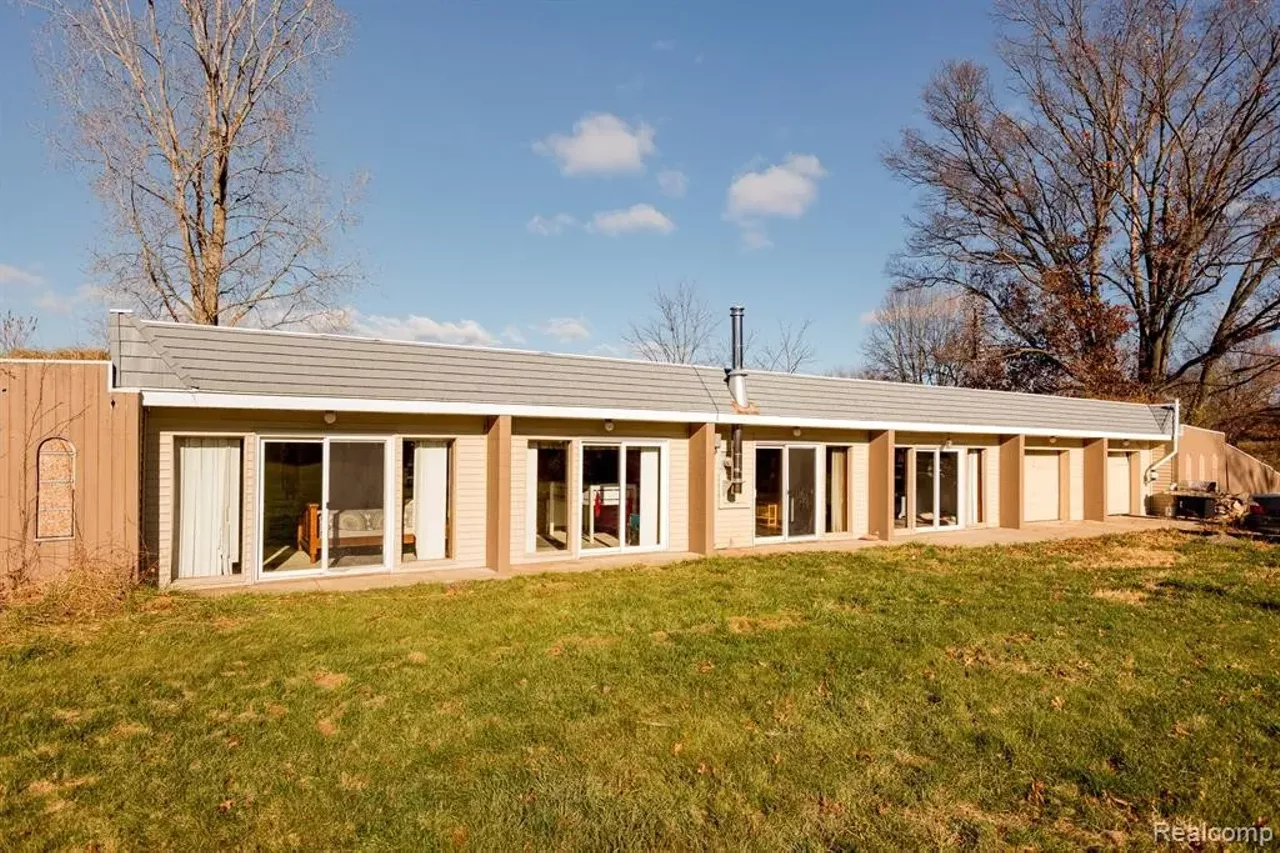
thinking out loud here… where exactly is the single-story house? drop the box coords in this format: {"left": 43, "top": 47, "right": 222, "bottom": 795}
{"left": 2, "top": 307, "right": 1267, "bottom": 590}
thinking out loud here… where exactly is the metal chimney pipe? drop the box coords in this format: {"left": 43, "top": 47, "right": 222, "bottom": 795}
{"left": 730, "top": 305, "right": 745, "bottom": 370}
{"left": 726, "top": 305, "right": 748, "bottom": 409}
{"left": 725, "top": 305, "right": 747, "bottom": 497}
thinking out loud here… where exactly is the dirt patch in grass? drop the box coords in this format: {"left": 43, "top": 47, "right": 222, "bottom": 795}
{"left": 1092, "top": 588, "right": 1149, "bottom": 605}
{"left": 311, "top": 671, "right": 349, "bottom": 691}
{"left": 725, "top": 612, "right": 805, "bottom": 633}
{"left": 1098, "top": 547, "right": 1180, "bottom": 568}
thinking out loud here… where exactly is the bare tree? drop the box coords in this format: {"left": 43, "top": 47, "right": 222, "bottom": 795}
{"left": 757, "top": 318, "right": 816, "bottom": 374}
{"left": 0, "top": 312, "right": 38, "bottom": 356}
{"left": 886, "top": 0, "right": 1280, "bottom": 413}
{"left": 861, "top": 289, "right": 975, "bottom": 385}
{"left": 624, "top": 280, "right": 719, "bottom": 364}
{"left": 33, "top": 0, "right": 358, "bottom": 328}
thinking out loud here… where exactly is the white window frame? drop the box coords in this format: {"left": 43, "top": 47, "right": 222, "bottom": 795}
{"left": 754, "top": 442, "right": 824, "bottom": 543}
{"left": 576, "top": 439, "right": 670, "bottom": 556}
{"left": 254, "top": 434, "right": 394, "bottom": 581}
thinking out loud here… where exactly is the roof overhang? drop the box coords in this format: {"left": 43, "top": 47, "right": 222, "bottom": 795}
{"left": 139, "top": 390, "right": 1170, "bottom": 442}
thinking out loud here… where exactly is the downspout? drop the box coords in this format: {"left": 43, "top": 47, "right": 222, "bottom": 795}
{"left": 1144, "top": 399, "right": 1180, "bottom": 486}
{"left": 725, "top": 305, "right": 747, "bottom": 497}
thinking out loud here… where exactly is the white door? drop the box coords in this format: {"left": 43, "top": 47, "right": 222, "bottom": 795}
{"left": 1024, "top": 451, "right": 1061, "bottom": 522}
{"left": 1107, "top": 453, "right": 1131, "bottom": 515}
{"left": 175, "top": 438, "right": 242, "bottom": 579}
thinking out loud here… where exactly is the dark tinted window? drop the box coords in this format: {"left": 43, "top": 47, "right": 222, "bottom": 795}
{"left": 1256, "top": 496, "right": 1280, "bottom": 514}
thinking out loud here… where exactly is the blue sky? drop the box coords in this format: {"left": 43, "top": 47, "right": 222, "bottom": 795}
{"left": 0, "top": 1, "right": 997, "bottom": 368}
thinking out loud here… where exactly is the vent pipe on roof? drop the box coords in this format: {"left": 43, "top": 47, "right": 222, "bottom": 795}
{"left": 726, "top": 305, "right": 748, "bottom": 409}
{"left": 725, "top": 305, "right": 747, "bottom": 497}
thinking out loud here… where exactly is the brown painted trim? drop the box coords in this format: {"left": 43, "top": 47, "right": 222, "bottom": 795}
{"left": 1083, "top": 438, "right": 1107, "bottom": 521}
{"left": 867, "top": 429, "right": 895, "bottom": 540}
{"left": 687, "top": 423, "right": 716, "bottom": 555}
{"left": 998, "top": 434, "right": 1025, "bottom": 529}
{"left": 485, "top": 415, "right": 513, "bottom": 572}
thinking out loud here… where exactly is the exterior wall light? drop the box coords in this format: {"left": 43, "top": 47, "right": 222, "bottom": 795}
{"left": 604, "top": 419, "right": 615, "bottom": 432}
{"left": 792, "top": 427, "right": 802, "bottom": 437}
{"left": 323, "top": 411, "right": 337, "bottom": 425}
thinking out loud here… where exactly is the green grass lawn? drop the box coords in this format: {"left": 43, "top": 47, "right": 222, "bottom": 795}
{"left": 2, "top": 531, "right": 1279, "bottom": 850}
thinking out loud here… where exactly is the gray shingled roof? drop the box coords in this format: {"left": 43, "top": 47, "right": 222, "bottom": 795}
{"left": 109, "top": 313, "right": 1172, "bottom": 437}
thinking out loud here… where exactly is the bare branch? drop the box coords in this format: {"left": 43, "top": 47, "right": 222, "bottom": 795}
{"left": 31, "top": 0, "right": 360, "bottom": 328}
{"left": 624, "top": 280, "right": 720, "bottom": 364}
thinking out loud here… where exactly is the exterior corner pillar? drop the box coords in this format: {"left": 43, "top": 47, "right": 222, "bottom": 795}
{"left": 1083, "top": 437, "right": 1108, "bottom": 521}
{"left": 868, "top": 429, "right": 895, "bottom": 541}
{"left": 998, "top": 434, "right": 1025, "bottom": 529}
{"left": 688, "top": 423, "right": 717, "bottom": 555}
{"left": 485, "top": 415, "right": 513, "bottom": 573}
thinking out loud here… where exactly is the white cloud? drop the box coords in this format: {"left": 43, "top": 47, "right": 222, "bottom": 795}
{"left": 526, "top": 213, "right": 578, "bottom": 236}
{"left": 652, "top": 38, "right": 677, "bottom": 51}
{"left": 858, "top": 310, "right": 879, "bottom": 325}
{"left": 534, "top": 113, "right": 657, "bottom": 176}
{"left": 724, "top": 153, "right": 827, "bottom": 249}
{"left": 538, "top": 317, "right": 592, "bottom": 342}
{"left": 586, "top": 204, "right": 676, "bottom": 236}
{"left": 657, "top": 169, "right": 688, "bottom": 198}
{"left": 741, "top": 229, "right": 773, "bottom": 251}
{"left": 501, "top": 324, "right": 527, "bottom": 344}
{"left": 352, "top": 311, "right": 499, "bottom": 346}
{"left": 0, "top": 263, "right": 45, "bottom": 288}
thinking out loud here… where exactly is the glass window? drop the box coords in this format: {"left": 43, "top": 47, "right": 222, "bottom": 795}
{"left": 755, "top": 447, "right": 784, "bottom": 538}
{"left": 826, "top": 446, "right": 849, "bottom": 534}
{"left": 528, "top": 441, "right": 569, "bottom": 552}
{"left": 35, "top": 438, "right": 75, "bottom": 540}
{"left": 326, "top": 441, "right": 386, "bottom": 569}
{"left": 894, "top": 447, "right": 909, "bottom": 529}
{"left": 915, "top": 449, "right": 936, "bottom": 526}
{"left": 582, "top": 445, "right": 621, "bottom": 549}
{"left": 938, "top": 450, "right": 960, "bottom": 527}
{"left": 787, "top": 447, "right": 817, "bottom": 537}
{"left": 261, "top": 441, "right": 323, "bottom": 571}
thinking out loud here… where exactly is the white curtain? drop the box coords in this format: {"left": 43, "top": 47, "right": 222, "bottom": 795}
{"left": 414, "top": 442, "right": 449, "bottom": 560}
{"left": 637, "top": 447, "right": 660, "bottom": 547}
{"left": 176, "top": 438, "right": 241, "bottom": 579}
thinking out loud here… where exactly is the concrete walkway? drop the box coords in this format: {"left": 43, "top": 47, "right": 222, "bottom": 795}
{"left": 190, "top": 516, "right": 1191, "bottom": 597}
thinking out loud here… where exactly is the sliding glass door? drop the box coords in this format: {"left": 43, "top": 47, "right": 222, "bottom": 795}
{"left": 754, "top": 445, "right": 820, "bottom": 541}
{"left": 326, "top": 440, "right": 388, "bottom": 570}
{"left": 259, "top": 437, "right": 391, "bottom": 576}
{"left": 580, "top": 442, "right": 665, "bottom": 552}
{"left": 788, "top": 447, "right": 817, "bottom": 537}
{"left": 261, "top": 440, "right": 323, "bottom": 573}
{"left": 903, "top": 447, "right": 964, "bottom": 531}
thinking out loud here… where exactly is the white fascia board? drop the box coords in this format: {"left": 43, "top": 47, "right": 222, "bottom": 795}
{"left": 139, "top": 390, "right": 713, "bottom": 425}
{"left": 138, "top": 390, "right": 1169, "bottom": 442}
{"left": 716, "top": 413, "right": 1166, "bottom": 442}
